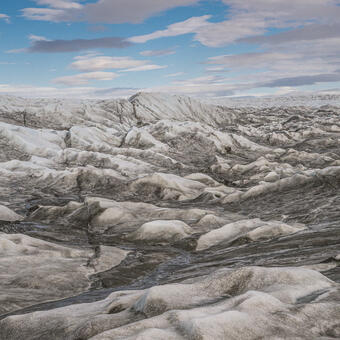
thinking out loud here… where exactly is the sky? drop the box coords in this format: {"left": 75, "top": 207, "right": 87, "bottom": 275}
{"left": 1, "top": 0, "right": 340, "bottom": 99}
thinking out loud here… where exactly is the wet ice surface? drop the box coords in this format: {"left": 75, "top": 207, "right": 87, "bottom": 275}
{"left": 0, "top": 92, "right": 339, "bottom": 339}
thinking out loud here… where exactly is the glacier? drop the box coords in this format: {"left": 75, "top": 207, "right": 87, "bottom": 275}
{"left": 0, "top": 92, "right": 339, "bottom": 339}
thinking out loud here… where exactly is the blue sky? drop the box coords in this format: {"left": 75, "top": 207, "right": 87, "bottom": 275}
{"left": 1, "top": 0, "right": 340, "bottom": 98}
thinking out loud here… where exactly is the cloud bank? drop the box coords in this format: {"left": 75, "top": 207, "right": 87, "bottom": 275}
{"left": 22, "top": 0, "right": 199, "bottom": 24}
{"left": 10, "top": 36, "right": 131, "bottom": 53}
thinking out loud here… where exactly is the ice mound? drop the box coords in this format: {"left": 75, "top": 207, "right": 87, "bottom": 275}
{"left": 130, "top": 172, "right": 206, "bottom": 201}
{"left": 0, "top": 205, "right": 23, "bottom": 222}
{"left": 0, "top": 122, "right": 66, "bottom": 161}
{"left": 223, "top": 166, "right": 340, "bottom": 204}
{"left": 196, "top": 218, "right": 306, "bottom": 251}
{"left": 129, "top": 172, "right": 238, "bottom": 201}
{"left": 28, "top": 197, "right": 210, "bottom": 236}
{"left": 129, "top": 220, "right": 193, "bottom": 242}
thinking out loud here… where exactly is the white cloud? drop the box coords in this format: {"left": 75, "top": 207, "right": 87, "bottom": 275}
{"left": 165, "top": 72, "right": 185, "bottom": 77}
{"left": 0, "top": 13, "right": 10, "bottom": 23}
{"left": 128, "top": 16, "right": 211, "bottom": 43}
{"left": 140, "top": 48, "right": 176, "bottom": 57}
{"left": 205, "top": 66, "right": 226, "bottom": 72}
{"left": 22, "top": 0, "right": 199, "bottom": 23}
{"left": 28, "top": 34, "right": 50, "bottom": 41}
{"left": 54, "top": 55, "right": 167, "bottom": 86}
{"left": 193, "top": 17, "right": 267, "bottom": 47}
{"left": 71, "top": 55, "right": 167, "bottom": 73}
{"left": 53, "top": 71, "right": 119, "bottom": 85}
{"left": 120, "top": 64, "right": 168, "bottom": 72}
{"left": 207, "top": 52, "right": 297, "bottom": 70}
{"left": 35, "top": 0, "right": 83, "bottom": 9}
{"left": 203, "top": 0, "right": 340, "bottom": 46}
{"left": 71, "top": 56, "right": 148, "bottom": 71}
{"left": 128, "top": 14, "right": 267, "bottom": 47}
{"left": 241, "top": 24, "right": 340, "bottom": 45}
{"left": 6, "top": 48, "right": 28, "bottom": 54}
{"left": 207, "top": 36, "right": 340, "bottom": 83}
{"left": 220, "top": 41, "right": 340, "bottom": 90}
{"left": 22, "top": 8, "right": 67, "bottom": 22}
